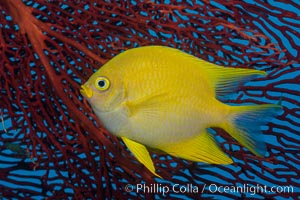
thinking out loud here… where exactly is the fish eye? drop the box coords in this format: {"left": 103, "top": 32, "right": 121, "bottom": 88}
{"left": 94, "top": 77, "right": 110, "bottom": 91}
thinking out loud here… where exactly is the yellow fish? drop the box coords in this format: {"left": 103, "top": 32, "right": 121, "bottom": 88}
{"left": 80, "top": 46, "right": 281, "bottom": 178}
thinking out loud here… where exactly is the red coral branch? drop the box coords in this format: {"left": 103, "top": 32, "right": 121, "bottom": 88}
{"left": 1, "top": 0, "right": 105, "bottom": 142}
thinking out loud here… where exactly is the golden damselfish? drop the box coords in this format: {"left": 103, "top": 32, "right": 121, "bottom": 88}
{"left": 80, "top": 46, "right": 281, "bottom": 178}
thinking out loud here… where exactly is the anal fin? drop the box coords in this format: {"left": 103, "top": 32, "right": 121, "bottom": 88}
{"left": 160, "top": 130, "right": 233, "bottom": 164}
{"left": 121, "top": 137, "right": 162, "bottom": 178}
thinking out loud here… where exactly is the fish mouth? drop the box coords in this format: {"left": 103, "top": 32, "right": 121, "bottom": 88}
{"left": 80, "top": 85, "right": 93, "bottom": 98}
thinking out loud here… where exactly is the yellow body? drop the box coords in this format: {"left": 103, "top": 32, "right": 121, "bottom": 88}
{"left": 81, "top": 46, "right": 281, "bottom": 178}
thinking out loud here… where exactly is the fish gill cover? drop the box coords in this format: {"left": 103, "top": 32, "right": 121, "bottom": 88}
{"left": 0, "top": 0, "right": 299, "bottom": 199}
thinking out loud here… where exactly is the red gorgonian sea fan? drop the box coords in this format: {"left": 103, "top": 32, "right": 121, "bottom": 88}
{"left": 0, "top": 0, "right": 299, "bottom": 199}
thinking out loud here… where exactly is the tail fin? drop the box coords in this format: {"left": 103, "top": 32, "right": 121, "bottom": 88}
{"left": 221, "top": 104, "right": 282, "bottom": 156}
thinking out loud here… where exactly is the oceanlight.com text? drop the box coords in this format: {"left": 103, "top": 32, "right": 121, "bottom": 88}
{"left": 124, "top": 183, "right": 294, "bottom": 196}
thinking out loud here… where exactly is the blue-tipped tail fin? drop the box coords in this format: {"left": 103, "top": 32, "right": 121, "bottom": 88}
{"left": 221, "top": 104, "right": 282, "bottom": 156}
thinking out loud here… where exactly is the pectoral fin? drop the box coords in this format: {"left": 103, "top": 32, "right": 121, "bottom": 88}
{"left": 125, "top": 92, "right": 169, "bottom": 117}
{"left": 121, "top": 137, "right": 162, "bottom": 178}
{"left": 160, "top": 130, "right": 233, "bottom": 164}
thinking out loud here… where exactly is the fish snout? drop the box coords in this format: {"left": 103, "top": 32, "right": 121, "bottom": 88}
{"left": 80, "top": 85, "right": 93, "bottom": 98}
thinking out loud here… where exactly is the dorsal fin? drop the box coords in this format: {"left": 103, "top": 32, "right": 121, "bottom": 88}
{"left": 196, "top": 60, "right": 267, "bottom": 96}
{"left": 159, "top": 46, "right": 267, "bottom": 96}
